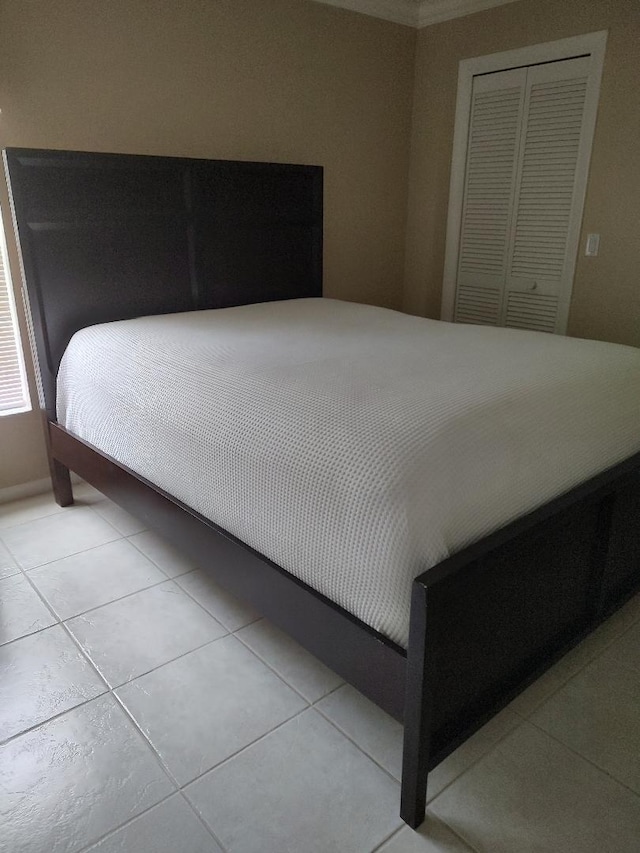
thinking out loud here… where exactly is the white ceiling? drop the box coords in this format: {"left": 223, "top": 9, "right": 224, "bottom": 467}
{"left": 312, "top": 0, "right": 522, "bottom": 28}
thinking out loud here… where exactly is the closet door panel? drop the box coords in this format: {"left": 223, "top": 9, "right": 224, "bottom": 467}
{"left": 504, "top": 56, "right": 590, "bottom": 332}
{"left": 454, "top": 68, "right": 526, "bottom": 326}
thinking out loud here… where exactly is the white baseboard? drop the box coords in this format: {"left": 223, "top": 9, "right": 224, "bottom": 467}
{"left": 0, "top": 473, "right": 81, "bottom": 505}
{"left": 0, "top": 477, "right": 53, "bottom": 505}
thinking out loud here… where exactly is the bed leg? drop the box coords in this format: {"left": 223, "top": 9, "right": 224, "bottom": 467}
{"left": 43, "top": 415, "right": 74, "bottom": 506}
{"left": 400, "top": 581, "right": 434, "bottom": 829}
{"left": 49, "top": 456, "right": 74, "bottom": 506}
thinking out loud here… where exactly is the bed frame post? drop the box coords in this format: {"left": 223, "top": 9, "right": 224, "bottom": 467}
{"left": 44, "top": 417, "right": 73, "bottom": 506}
{"left": 400, "top": 578, "right": 435, "bottom": 828}
{"left": 49, "top": 456, "right": 73, "bottom": 507}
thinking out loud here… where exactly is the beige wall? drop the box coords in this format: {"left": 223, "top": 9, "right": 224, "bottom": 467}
{"left": 404, "top": 0, "right": 640, "bottom": 348}
{"left": 0, "top": 0, "right": 415, "bottom": 490}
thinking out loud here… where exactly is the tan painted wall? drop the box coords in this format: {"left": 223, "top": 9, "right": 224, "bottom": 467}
{"left": 404, "top": 0, "right": 640, "bottom": 348}
{"left": 0, "top": 0, "right": 415, "bottom": 490}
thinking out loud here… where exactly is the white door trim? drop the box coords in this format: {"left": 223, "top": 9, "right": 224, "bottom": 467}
{"left": 441, "top": 30, "right": 608, "bottom": 328}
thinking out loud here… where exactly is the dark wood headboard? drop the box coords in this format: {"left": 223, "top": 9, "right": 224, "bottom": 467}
{"left": 3, "top": 148, "right": 323, "bottom": 418}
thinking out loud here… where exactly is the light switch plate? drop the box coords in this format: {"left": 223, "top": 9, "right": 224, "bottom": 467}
{"left": 585, "top": 233, "right": 600, "bottom": 256}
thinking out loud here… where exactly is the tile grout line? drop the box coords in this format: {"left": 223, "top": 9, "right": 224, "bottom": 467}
{"left": 176, "top": 788, "right": 232, "bottom": 853}
{"left": 524, "top": 716, "right": 640, "bottom": 801}
{"left": 511, "top": 609, "right": 640, "bottom": 721}
{"left": 0, "top": 486, "right": 264, "bottom": 632}
{"left": 0, "top": 688, "right": 109, "bottom": 748}
{"left": 423, "top": 714, "right": 526, "bottom": 811}
{"left": 36, "top": 571, "right": 216, "bottom": 626}
{"left": 5, "top": 541, "right": 262, "bottom": 655}
{"left": 0, "top": 567, "right": 239, "bottom": 656}
{"left": 85, "top": 627, "right": 341, "bottom": 800}
{"left": 172, "top": 568, "right": 263, "bottom": 631}
{"left": 177, "top": 705, "right": 313, "bottom": 799}
{"left": 21, "top": 520, "right": 265, "bottom": 634}
{"left": 0, "top": 501, "right": 66, "bottom": 534}
{"left": 311, "top": 697, "right": 525, "bottom": 807}
{"left": 312, "top": 702, "right": 403, "bottom": 787}
{"left": 368, "top": 814, "right": 482, "bottom": 853}
{"left": 1, "top": 603, "right": 342, "bottom": 750}
{"left": 0, "top": 623, "right": 113, "bottom": 747}
{"left": 72, "top": 791, "right": 179, "bottom": 853}
{"left": 175, "top": 697, "right": 347, "bottom": 794}
{"left": 433, "top": 817, "right": 485, "bottom": 853}
{"left": 232, "top": 627, "right": 335, "bottom": 707}
{"left": 86, "top": 499, "right": 149, "bottom": 537}
{"left": 2, "top": 601, "right": 230, "bottom": 747}
{"left": 1, "top": 573, "right": 175, "bottom": 650}
{"left": 0, "top": 514, "right": 124, "bottom": 573}
{"left": 124, "top": 530, "right": 197, "bottom": 577}
{"left": 110, "top": 689, "right": 187, "bottom": 789}
{"left": 78, "top": 628, "right": 232, "bottom": 694}
{"left": 368, "top": 825, "right": 405, "bottom": 853}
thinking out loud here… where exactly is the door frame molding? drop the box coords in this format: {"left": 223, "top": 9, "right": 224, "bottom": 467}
{"left": 440, "top": 30, "right": 608, "bottom": 331}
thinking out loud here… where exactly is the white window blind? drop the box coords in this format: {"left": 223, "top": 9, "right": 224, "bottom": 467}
{"left": 0, "top": 209, "right": 30, "bottom": 414}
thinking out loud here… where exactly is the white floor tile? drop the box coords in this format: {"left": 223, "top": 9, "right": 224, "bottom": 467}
{"left": 237, "top": 618, "right": 342, "bottom": 702}
{"left": 72, "top": 480, "right": 107, "bottom": 506}
{"left": 117, "top": 635, "right": 307, "bottom": 785}
{"left": 0, "top": 624, "right": 105, "bottom": 741}
{"left": 599, "top": 618, "right": 640, "bottom": 674}
{"left": 317, "top": 683, "right": 404, "bottom": 779}
{"left": 430, "top": 722, "right": 640, "bottom": 853}
{"left": 0, "top": 491, "right": 63, "bottom": 530}
{"left": 0, "top": 573, "right": 57, "bottom": 645}
{"left": 378, "top": 817, "right": 476, "bottom": 853}
{"left": 317, "top": 684, "right": 519, "bottom": 799}
{"left": 0, "top": 694, "right": 174, "bottom": 853}
{"left": 0, "top": 538, "right": 20, "bottom": 578}
{"left": 29, "top": 539, "right": 166, "bottom": 620}
{"left": 85, "top": 794, "right": 223, "bottom": 853}
{"left": 91, "top": 499, "right": 147, "bottom": 536}
{"left": 128, "top": 530, "right": 197, "bottom": 577}
{"left": 177, "top": 569, "right": 260, "bottom": 631}
{"left": 2, "top": 506, "right": 121, "bottom": 570}
{"left": 66, "top": 582, "right": 227, "bottom": 687}
{"left": 604, "top": 590, "right": 640, "bottom": 633}
{"left": 531, "top": 654, "right": 640, "bottom": 794}
{"left": 1, "top": 485, "right": 638, "bottom": 853}
{"left": 427, "top": 708, "right": 521, "bottom": 802}
{"left": 185, "top": 708, "right": 402, "bottom": 853}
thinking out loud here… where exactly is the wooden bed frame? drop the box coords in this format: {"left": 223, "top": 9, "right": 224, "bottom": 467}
{"left": 4, "top": 147, "right": 640, "bottom": 829}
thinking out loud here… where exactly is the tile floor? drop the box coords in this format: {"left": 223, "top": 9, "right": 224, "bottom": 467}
{"left": 1, "top": 483, "right": 639, "bottom": 853}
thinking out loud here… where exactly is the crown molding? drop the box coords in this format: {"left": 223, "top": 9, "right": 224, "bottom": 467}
{"left": 311, "top": 0, "right": 419, "bottom": 27}
{"left": 309, "top": 0, "right": 522, "bottom": 28}
{"left": 417, "top": 0, "right": 520, "bottom": 27}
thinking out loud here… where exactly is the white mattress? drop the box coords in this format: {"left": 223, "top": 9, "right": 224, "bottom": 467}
{"left": 57, "top": 298, "right": 640, "bottom": 646}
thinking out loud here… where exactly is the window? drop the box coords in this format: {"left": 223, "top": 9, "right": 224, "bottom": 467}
{"left": 0, "top": 208, "right": 30, "bottom": 414}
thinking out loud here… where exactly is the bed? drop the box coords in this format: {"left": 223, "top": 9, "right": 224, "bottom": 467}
{"left": 4, "top": 147, "right": 640, "bottom": 829}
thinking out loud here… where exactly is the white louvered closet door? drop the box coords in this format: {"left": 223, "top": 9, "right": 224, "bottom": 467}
{"left": 504, "top": 57, "right": 589, "bottom": 332}
{"left": 454, "top": 68, "right": 526, "bottom": 326}
{"left": 454, "top": 56, "right": 591, "bottom": 333}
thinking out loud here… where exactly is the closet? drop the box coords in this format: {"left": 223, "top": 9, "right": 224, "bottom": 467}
{"left": 453, "top": 55, "right": 595, "bottom": 333}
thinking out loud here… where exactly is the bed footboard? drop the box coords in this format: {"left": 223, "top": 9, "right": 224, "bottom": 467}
{"left": 401, "top": 458, "right": 640, "bottom": 827}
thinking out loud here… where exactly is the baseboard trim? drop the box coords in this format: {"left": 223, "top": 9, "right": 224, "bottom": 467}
{"left": 0, "top": 473, "right": 81, "bottom": 505}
